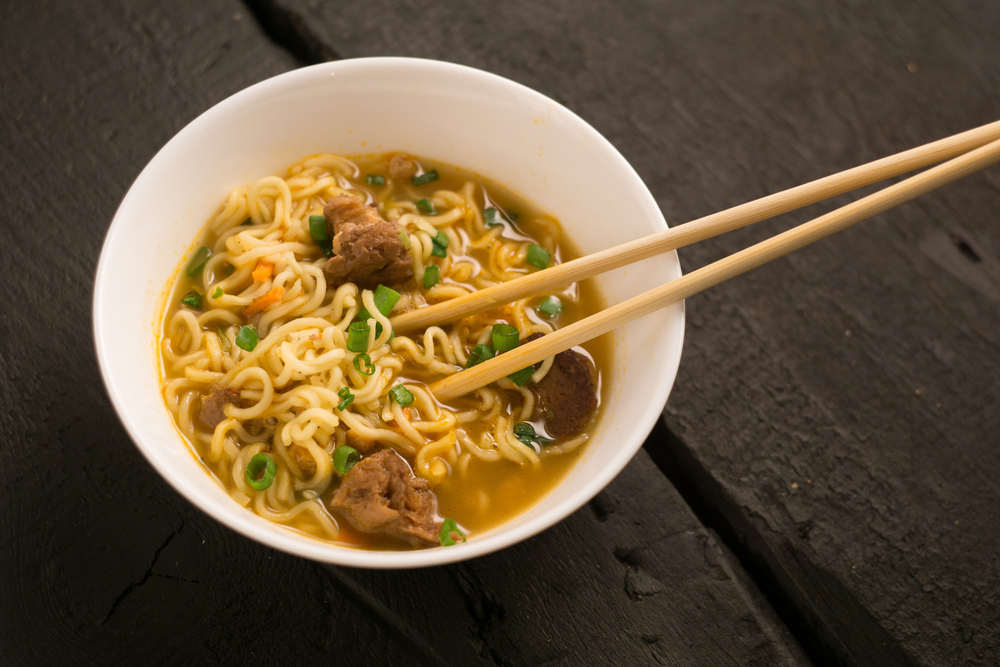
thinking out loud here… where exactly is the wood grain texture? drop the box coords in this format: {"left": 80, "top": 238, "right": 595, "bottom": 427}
{"left": 271, "top": 0, "right": 1000, "bottom": 664}
{"left": 0, "top": 1, "right": 809, "bottom": 665}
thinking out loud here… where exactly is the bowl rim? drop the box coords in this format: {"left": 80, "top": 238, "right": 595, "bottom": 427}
{"left": 93, "top": 56, "right": 685, "bottom": 568}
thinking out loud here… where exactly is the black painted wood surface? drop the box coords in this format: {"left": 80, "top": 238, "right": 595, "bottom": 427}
{"left": 0, "top": 1, "right": 813, "bottom": 665}
{"left": 265, "top": 0, "right": 1000, "bottom": 665}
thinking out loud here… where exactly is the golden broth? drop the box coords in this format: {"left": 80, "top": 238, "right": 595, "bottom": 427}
{"left": 160, "top": 154, "right": 610, "bottom": 550}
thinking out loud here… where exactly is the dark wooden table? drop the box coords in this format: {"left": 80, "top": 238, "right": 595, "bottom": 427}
{"left": 3, "top": 1, "right": 998, "bottom": 665}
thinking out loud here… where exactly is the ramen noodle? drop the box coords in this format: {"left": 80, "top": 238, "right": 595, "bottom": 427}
{"left": 160, "top": 153, "right": 608, "bottom": 549}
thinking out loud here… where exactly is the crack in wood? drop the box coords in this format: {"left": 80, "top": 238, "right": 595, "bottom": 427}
{"left": 102, "top": 521, "right": 184, "bottom": 624}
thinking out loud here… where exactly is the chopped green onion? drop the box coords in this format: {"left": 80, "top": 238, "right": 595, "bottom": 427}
{"left": 491, "top": 324, "right": 520, "bottom": 353}
{"left": 416, "top": 198, "right": 436, "bottom": 215}
{"left": 423, "top": 265, "right": 440, "bottom": 289}
{"left": 181, "top": 291, "right": 202, "bottom": 309}
{"left": 373, "top": 284, "right": 401, "bottom": 315}
{"left": 507, "top": 211, "right": 520, "bottom": 222}
{"left": 241, "top": 217, "right": 253, "bottom": 226}
{"left": 399, "top": 228, "right": 411, "bottom": 249}
{"left": 412, "top": 170, "right": 439, "bottom": 186}
{"left": 337, "top": 386, "right": 354, "bottom": 411}
{"left": 212, "top": 286, "right": 224, "bottom": 299}
{"left": 309, "top": 214, "right": 333, "bottom": 257}
{"left": 333, "top": 446, "right": 359, "bottom": 474}
{"left": 245, "top": 454, "right": 276, "bottom": 490}
{"left": 185, "top": 246, "right": 211, "bottom": 276}
{"left": 309, "top": 215, "right": 329, "bottom": 241}
{"left": 389, "top": 384, "right": 414, "bottom": 407}
{"left": 507, "top": 366, "right": 535, "bottom": 386}
{"left": 483, "top": 207, "right": 501, "bottom": 227}
{"left": 430, "top": 242, "right": 447, "bottom": 258}
{"left": 356, "top": 284, "right": 402, "bottom": 338}
{"left": 216, "top": 325, "right": 231, "bottom": 353}
{"left": 439, "top": 518, "right": 466, "bottom": 546}
{"left": 347, "top": 321, "right": 370, "bottom": 353}
{"left": 366, "top": 174, "right": 385, "bottom": 185}
{"left": 235, "top": 325, "right": 258, "bottom": 352}
{"left": 354, "top": 353, "right": 374, "bottom": 376}
{"left": 526, "top": 244, "right": 551, "bottom": 269}
{"left": 537, "top": 296, "right": 562, "bottom": 318}
{"left": 465, "top": 344, "right": 495, "bottom": 369}
{"left": 513, "top": 422, "right": 552, "bottom": 449}
{"left": 433, "top": 229, "right": 450, "bottom": 249}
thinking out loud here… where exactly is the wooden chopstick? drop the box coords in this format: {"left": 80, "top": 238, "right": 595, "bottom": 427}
{"left": 392, "top": 119, "right": 1000, "bottom": 334}
{"left": 429, "top": 136, "right": 1000, "bottom": 401}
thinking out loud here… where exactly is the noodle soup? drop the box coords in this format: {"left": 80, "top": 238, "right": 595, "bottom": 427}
{"left": 160, "top": 153, "right": 609, "bottom": 550}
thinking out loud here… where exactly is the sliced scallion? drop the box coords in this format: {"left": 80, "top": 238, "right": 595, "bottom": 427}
{"left": 309, "top": 215, "right": 333, "bottom": 257}
{"left": 309, "top": 214, "right": 329, "bottom": 241}
{"left": 412, "top": 170, "right": 439, "bottom": 186}
{"left": 356, "top": 285, "right": 401, "bottom": 338}
{"left": 423, "top": 265, "right": 440, "bottom": 289}
{"left": 235, "top": 325, "right": 258, "bottom": 352}
{"left": 465, "top": 344, "right": 494, "bottom": 369}
{"left": 366, "top": 174, "right": 385, "bottom": 185}
{"left": 507, "top": 211, "right": 520, "bottom": 222}
{"left": 333, "top": 446, "right": 359, "bottom": 474}
{"left": 241, "top": 217, "right": 253, "bottom": 226}
{"left": 483, "top": 207, "right": 501, "bottom": 227}
{"left": 245, "top": 453, "right": 276, "bottom": 490}
{"left": 537, "top": 296, "right": 562, "bottom": 318}
{"left": 354, "top": 353, "right": 374, "bottom": 376}
{"left": 373, "top": 284, "right": 401, "bottom": 314}
{"left": 491, "top": 323, "right": 519, "bottom": 353}
{"left": 185, "top": 246, "right": 211, "bottom": 276}
{"left": 398, "top": 228, "right": 411, "bottom": 249}
{"left": 433, "top": 229, "right": 450, "bottom": 249}
{"left": 181, "top": 291, "right": 202, "bottom": 309}
{"left": 439, "top": 518, "right": 467, "bottom": 546}
{"left": 212, "top": 286, "right": 224, "bottom": 299}
{"left": 337, "top": 386, "right": 354, "bottom": 411}
{"left": 416, "top": 198, "right": 436, "bottom": 215}
{"left": 430, "top": 242, "right": 447, "bottom": 258}
{"left": 347, "top": 321, "right": 370, "bottom": 353}
{"left": 389, "top": 384, "right": 414, "bottom": 407}
{"left": 526, "top": 244, "right": 551, "bottom": 269}
{"left": 513, "top": 422, "right": 552, "bottom": 449}
{"left": 507, "top": 366, "right": 535, "bottom": 386}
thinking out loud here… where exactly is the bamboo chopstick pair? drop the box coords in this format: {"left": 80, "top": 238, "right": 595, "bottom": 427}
{"left": 396, "top": 120, "right": 1000, "bottom": 401}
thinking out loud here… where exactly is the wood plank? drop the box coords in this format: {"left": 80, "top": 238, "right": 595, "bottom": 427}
{"left": 0, "top": 1, "right": 809, "bottom": 664}
{"left": 271, "top": 0, "right": 1000, "bottom": 664}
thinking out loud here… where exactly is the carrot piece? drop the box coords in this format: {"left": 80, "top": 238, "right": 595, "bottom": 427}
{"left": 252, "top": 261, "right": 273, "bottom": 283}
{"left": 243, "top": 286, "right": 284, "bottom": 316}
{"left": 403, "top": 408, "right": 412, "bottom": 420}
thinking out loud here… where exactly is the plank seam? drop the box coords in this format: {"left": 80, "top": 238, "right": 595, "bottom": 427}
{"left": 643, "top": 417, "right": 916, "bottom": 667}
{"left": 241, "top": 0, "right": 339, "bottom": 65}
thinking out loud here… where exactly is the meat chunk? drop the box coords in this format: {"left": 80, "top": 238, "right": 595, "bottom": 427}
{"left": 197, "top": 384, "right": 241, "bottom": 429}
{"left": 289, "top": 444, "right": 317, "bottom": 478}
{"left": 323, "top": 194, "right": 384, "bottom": 238}
{"left": 534, "top": 346, "right": 598, "bottom": 437}
{"left": 329, "top": 449, "right": 440, "bottom": 545}
{"left": 388, "top": 154, "right": 417, "bottom": 180}
{"left": 322, "top": 195, "right": 414, "bottom": 290}
{"left": 346, "top": 430, "right": 380, "bottom": 455}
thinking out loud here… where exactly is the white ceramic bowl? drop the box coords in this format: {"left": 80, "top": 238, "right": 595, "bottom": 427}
{"left": 93, "top": 58, "right": 684, "bottom": 568}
